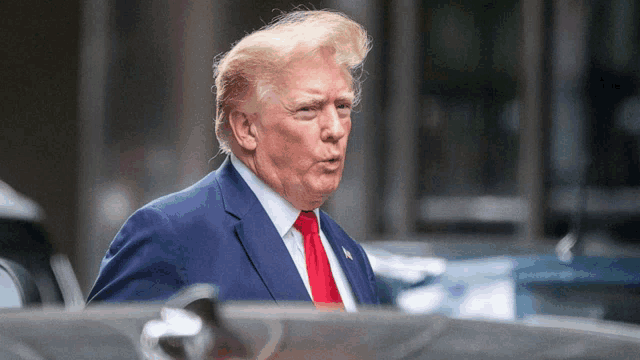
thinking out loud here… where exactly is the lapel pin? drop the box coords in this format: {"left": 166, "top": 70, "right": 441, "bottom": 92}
{"left": 342, "top": 247, "right": 353, "bottom": 260}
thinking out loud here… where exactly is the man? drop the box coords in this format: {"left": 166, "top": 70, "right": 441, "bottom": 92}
{"left": 87, "top": 10, "right": 378, "bottom": 311}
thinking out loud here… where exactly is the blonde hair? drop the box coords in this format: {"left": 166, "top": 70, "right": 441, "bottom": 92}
{"left": 213, "top": 10, "right": 371, "bottom": 154}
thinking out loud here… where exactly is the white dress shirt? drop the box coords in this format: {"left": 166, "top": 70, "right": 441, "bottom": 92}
{"left": 229, "top": 154, "right": 357, "bottom": 312}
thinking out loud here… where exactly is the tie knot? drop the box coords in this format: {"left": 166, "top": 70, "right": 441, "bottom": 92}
{"left": 294, "top": 211, "right": 319, "bottom": 235}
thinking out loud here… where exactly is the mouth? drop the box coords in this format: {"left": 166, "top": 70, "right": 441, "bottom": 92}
{"left": 323, "top": 156, "right": 341, "bottom": 164}
{"left": 320, "top": 156, "right": 342, "bottom": 170}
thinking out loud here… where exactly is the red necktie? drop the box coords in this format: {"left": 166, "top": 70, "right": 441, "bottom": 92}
{"left": 293, "top": 211, "right": 344, "bottom": 310}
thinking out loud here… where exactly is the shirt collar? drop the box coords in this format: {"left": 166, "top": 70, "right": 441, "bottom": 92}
{"left": 229, "top": 154, "right": 320, "bottom": 237}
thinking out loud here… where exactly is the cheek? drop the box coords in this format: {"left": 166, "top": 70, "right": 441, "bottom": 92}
{"left": 272, "top": 123, "right": 305, "bottom": 148}
{"left": 262, "top": 131, "right": 307, "bottom": 171}
{"left": 343, "top": 119, "right": 352, "bottom": 141}
{"left": 260, "top": 124, "right": 294, "bottom": 156}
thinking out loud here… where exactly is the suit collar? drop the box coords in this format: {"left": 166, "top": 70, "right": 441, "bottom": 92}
{"left": 229, "top": 154, "right": 300, "bottom": 238}
{"left": 320, "top": 211, "right": 377, "bottom": 305}
{"left": 213, "top": 157, "right": 258, "bottom": 218}
{"left": 215, "top": 157, "right": 311, "bottom": 302}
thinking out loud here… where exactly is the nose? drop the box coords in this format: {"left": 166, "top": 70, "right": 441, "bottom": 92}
{"left": 321, "top": 106, "right": 349, "bottom": 142}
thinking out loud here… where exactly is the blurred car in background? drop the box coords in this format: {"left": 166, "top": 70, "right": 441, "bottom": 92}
{"left": 0, "top": 180, "right": 83, "bottom": 310}
{"left": 365, "top": 241, "right": 640, "bottom": 325}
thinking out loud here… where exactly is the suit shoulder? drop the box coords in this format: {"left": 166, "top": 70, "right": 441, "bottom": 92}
{"left": 143, "top": 171, "right": 226, "bottom": 221}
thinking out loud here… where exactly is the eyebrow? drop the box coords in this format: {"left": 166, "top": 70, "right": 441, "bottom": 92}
{"left": 292, "top": 92, "right": 355, "bottom": 108}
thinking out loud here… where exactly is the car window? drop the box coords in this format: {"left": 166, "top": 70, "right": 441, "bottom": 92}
{"left": 0, "top": 267, "right": 22, "bottom": 308}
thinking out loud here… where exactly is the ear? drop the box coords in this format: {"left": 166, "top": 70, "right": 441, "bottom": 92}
{"left": 228, "top": 109, "right": 258, "bottom": 151}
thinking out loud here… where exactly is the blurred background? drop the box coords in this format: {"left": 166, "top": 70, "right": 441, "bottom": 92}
{"left": 1, "top": 0, "right": 639, "bottom": 299}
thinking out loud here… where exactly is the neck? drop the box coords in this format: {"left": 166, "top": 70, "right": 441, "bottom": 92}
{"left": 230, "top": 150, "right": 323, "bottom": 211}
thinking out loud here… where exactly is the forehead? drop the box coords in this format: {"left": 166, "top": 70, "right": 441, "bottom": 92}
{"left": 276, "top": 53, "right": 354, "bottom": 100}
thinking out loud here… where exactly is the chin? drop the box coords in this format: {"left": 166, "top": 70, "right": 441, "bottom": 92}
{"left": 299, "top": 175, "right": 342, "bottom": 204}
{"left": 318, "top": 173, "right": 342, "bottom": 188}
{"left": 309, "top": 186, "right": 339, "bottom": 204}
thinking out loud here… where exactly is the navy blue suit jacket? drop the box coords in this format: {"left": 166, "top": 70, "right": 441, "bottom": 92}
{"left": 87, "top": 157, "right": 379, "bottom": 306}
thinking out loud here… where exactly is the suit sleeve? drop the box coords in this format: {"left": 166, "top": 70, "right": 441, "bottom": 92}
{"left": 86, "top": 206, "right": 188, "bottom": 304}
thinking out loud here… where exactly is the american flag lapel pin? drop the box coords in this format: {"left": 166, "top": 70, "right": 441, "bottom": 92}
{"left": 342, "top": 247, "right": 353, "bottom": 260}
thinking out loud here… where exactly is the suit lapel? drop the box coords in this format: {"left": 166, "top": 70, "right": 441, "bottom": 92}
{"left": 215, "top": 158, "right": 310, "bottom": 303}
{"left": 320, "top": 212, "right": 375, "bottom": 304}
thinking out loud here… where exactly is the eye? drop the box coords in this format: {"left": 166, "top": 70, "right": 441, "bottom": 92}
{"left": 296, "top": 106, "right": 317, "bottom": 119}
{"left": 336, "top": 103, "right": 352, "bottom": 115}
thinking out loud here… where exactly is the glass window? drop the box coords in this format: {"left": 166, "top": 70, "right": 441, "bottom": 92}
{"left": 0, "top": 268, "right": 22, "bottom": 308}
{"left": 418, "top": 0, "right": 521, "bottom": 232}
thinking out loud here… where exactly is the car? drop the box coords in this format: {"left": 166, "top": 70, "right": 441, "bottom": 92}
{"left": 365, "top": 242, "right": 640, "bottom": 326}
{"left": 0, "top": 180, "right": 83, "bottom": 310}
{"left": 4, "top": 181, "right": 640, "bottom": 359}
{"left": 4, "top": 282, "right": 640, "bottom": 359}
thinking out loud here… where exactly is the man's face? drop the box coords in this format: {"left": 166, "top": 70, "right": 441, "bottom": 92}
{"left": 251, "top": 52, "right": 353, "bottom": 210}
